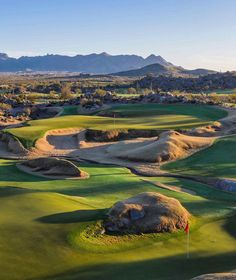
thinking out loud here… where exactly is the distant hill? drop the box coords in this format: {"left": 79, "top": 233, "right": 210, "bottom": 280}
{"left": 112, "top": 63, "right": 216, "bottom": 77}
{"left": 0, "top": 52, "right": 173, "bottom": 74}
{"left": 138, "top": 72, "right": 236, "bottom": 92}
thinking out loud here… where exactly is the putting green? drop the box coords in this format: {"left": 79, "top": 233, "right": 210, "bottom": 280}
{"left": 0, "top": 159, "right": 235, "bottom": 280}
{"left": 7, "top": 104, "right": 226, "bottom": 148}
{"left": 163, "top": 136, "right": 236, "bottom": 179}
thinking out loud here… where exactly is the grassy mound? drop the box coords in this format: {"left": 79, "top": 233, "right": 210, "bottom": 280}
{"left": 19, "top": 157, "right": 88, "bottom": 179}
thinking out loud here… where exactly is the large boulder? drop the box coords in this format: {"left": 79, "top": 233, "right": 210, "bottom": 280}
{"left": 0, "top": 132, "right": 28, "bottom": 155}
{"left": 105, "top": 192, "right": 189, "bottom": 234}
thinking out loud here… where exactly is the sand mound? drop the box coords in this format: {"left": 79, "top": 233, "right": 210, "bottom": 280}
{"left": 188, "top": 109, "right": 236, "bottom": 137}
{"left": 35, "top": 128, "right": 85, "bottom": 154}
{"left": 105, "top": 192, "right": 189, "bottom": 234}
{"left": 191, "top": 272, "right": 236, "bottom": 279}
{"left": 0, "top": 132, "right": 28, "bottom": 156}
{"left": 107, "top": 131, "right": 214, "bottom": 163}
{"left": 19, "top": 157, "right": 88, "bottom": 179}
{"left": 188, "top": 121, "right": 222, "bottom": 137}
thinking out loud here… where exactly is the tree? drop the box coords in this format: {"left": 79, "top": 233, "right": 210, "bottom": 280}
{"left": 127, "top": 87, "right": 137, "bottom": 95}
{"left": 95, "top": 89, "right": 106, "bottom": 96}
{"left": 60, "top": 84, "right": 72, "bottom": 100}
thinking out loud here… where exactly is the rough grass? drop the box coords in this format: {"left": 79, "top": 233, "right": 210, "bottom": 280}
{"left": 7, "top": 104, "right": 226, "bottom": 148}
{"left": 162, "top": 136, "right": 236, "bottom": 179}
{"left": 0, "top": 159, "right": 235, "bottom": 280}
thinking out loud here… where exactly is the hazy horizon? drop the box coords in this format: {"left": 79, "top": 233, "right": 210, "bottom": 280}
{"left": 1, "top": 0, "right": 236, "bottom": 71}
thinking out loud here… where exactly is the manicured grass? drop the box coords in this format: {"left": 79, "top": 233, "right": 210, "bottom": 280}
{"left": 101, "top": 103, "right": 227, "bottom": 119}
{"left": 1, "top": 103, "right": 235, "bottom": 279}
{"left": 0, "top": 159, "right": 235, "bottom": 280}
{"left": 60, "top": 105, "right": 79, "bottom": 116}
{"left": 7, "top": 104, "right": 227, "bottom": 147}
{"left": 163, "top": 136, "right": 236, "bottom": 179}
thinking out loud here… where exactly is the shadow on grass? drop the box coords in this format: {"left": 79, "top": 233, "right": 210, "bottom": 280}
{"left": 222, "top": 213, "right": 236, "bottom": 238}
{"left": 0, "top": 186, "right": 36, "bottom": 197}
{"left": 34, "top": 251, "right": 236, "bottom": 280}
{"left": 0, "top": 161, "right": 50, "bottom": 182}
{"left": 37, "top": 208, "right": 107, "bottom": 224}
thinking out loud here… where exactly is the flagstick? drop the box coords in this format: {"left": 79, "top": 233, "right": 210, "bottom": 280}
{"left": 187, "top": 229, "right": 190, "bottom": 259}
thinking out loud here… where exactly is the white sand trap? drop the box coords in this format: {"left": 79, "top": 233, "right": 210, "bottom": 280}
{"left": 189, "top": 108, "right": 236, "bottom": 137}
{"left": 107, "top": 131, "right": 215, "bottom": 163}
{"left": 191, "top": 272, "right": 236, "bottom": 280}
{"left": 35, "top": 128, "right": 85, "bottom": 154}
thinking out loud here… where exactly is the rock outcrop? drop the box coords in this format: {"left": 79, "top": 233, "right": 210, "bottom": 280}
{"left": 0, "top": 132, "right": 28, "bottom": 155}
{"left": 105, "top": 192, "right": 189, "bottom": 234}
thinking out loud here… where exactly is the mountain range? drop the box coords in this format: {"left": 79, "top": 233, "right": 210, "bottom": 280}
{"left": 0, "top": 52, "right": 173, "bottom": 74}
{"left": 0, "top": 52, "right": 216, "bottom": 76}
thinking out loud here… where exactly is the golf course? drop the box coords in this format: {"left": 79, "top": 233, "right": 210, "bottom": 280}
{"left": 7, "top": 104, "right": 226, "bottom": 147}
{"left": 1, "top": 103, "right": 236, "bottom": 280}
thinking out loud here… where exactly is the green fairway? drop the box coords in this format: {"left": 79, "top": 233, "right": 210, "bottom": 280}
{"left": 163, "top": 136, "right": 236, "bottom": 179}
{"left": 7, "top": 104, "right": 227, "bottom": 147}
{"left": 207, "top": 88, "right": 236, "bottom": 94}
{"left": 100, "top": 103, "right": 227, "bottom": 119}
{"left": 0, "top": 159, "right": 236, "bottom": 280}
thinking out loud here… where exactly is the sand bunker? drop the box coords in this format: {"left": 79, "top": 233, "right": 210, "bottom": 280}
{"left": 191, "top": 272, "right": 236, "bottom": 280}
{"left": 18, "top": 157, "right": 89, "bottom": 179}
{"left": 105, "top": 192, "right": 189, "bottom": 234}
{"left": 35, "top": 128, "right": 85, "bottom": 155}
{"left": 107, "top": 131, "right": 214, "bottom": 163}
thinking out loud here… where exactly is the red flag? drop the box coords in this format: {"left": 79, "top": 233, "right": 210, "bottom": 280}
{"left": 184, "top": 222, "right": 190, "bottom": 234}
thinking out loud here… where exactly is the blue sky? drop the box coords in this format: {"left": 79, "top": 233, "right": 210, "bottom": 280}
{"left": 1, "top": 0, "right": 236, "bottom": 71}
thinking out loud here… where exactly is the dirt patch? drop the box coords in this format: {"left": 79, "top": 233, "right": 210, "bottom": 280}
{"left": 18, "top": 157, "right": 89, "bottom": 179}
{"left": 0, "top": 116, "right": 27, "bottom": 129}
{"left": 104, "top": 192, "right": 190, "bottom": 234}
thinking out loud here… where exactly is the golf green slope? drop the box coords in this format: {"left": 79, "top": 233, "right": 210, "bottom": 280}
{"left": 0, "top": 159, "right": 235, "bottom": 280}
{"left": 7, "top": 104, "right": 226, "bottom": 147}
{"left": 163, "top": 136, "right": 236, "bottom": 179}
